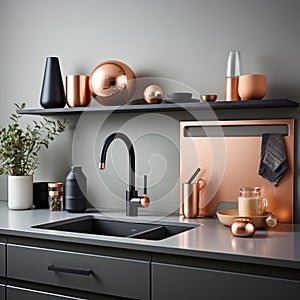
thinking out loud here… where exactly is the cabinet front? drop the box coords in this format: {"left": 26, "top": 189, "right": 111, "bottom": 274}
{"left": 152, "top": 262, "right": 300, "bottom": 300}
{"left": 7, "top": 244, "right": 150, "bottom": 300}
{"left": 7, "top": 286, "right": 85, "bottom": 300}
{"left": 0, "top": 243, "right": 5, "bottom": 277}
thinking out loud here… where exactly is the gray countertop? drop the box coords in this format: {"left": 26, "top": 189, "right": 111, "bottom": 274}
{"left": 1, "top": 200, "right": 300, "bottom": 269}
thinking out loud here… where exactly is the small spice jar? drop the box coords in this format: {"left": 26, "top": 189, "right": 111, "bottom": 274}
{"left": 48, "top": 182, "right": 64, "bottom": 211}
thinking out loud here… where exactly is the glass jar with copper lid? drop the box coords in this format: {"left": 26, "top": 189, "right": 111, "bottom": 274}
{"left": 48, "top": 182, "right": 64, "bottom": 211}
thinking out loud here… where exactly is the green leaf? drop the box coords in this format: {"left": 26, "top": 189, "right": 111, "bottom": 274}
{"left": 0, "top": 103, "right": 65, "bottom": 175}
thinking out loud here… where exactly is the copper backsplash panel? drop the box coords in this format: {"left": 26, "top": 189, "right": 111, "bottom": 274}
{"left": 180, "top": 119, "right": 294, "bottom": 223}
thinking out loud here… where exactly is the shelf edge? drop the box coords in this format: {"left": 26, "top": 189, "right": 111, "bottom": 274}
{"left": 16, "top": 99, "right": 298, "bottom": 116}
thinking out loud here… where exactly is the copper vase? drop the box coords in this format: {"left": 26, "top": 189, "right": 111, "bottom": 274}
{"left": 66, "top": 75, "right": 91, "bottom": 107}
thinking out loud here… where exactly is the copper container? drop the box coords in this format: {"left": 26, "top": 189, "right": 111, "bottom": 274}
{"left": 182, "top": 179, "right": 205, "bottom": 218}
{"left": 66, "top": 75, "right": 91, "bottom": 107}
{"left": 48, "top": 182, "right": 64, "bottom": 211}
{"left": 225, "top": 77, "right": 240, "bottom": 101}
{"left": 200, "top": 94, "right": 218, "bottom": 102}
{"left": 230, "top": 218, "right": 256, "bottom": 237}
{"left": 238, "top": 74, "right": 267, "bottom": 100}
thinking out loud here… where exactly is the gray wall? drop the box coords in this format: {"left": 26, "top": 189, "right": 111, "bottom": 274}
{"left": 1, "top": 0, "right": 300, "bottom": 221}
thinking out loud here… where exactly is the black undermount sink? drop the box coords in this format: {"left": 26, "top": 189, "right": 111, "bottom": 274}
{"left": 32, "top": 215, "right": 199, "bottom": 241}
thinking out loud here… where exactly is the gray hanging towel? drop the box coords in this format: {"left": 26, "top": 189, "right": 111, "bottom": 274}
{"left": 258, "top": 133, "right": 289, "bottom": 186}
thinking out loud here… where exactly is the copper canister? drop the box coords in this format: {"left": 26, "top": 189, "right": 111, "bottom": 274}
{"left": 225, "top": 77, "right": 240, "bottom": 101}
{"left": 66, "top": 75, "right": 91, "bottom": 107}
{"left": 48, "top": 182, "right": 64, "bottom": 211}
{"left": 182, "top": 180, "right": 205, "bottom": 218}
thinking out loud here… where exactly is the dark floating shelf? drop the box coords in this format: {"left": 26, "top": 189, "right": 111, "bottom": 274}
{"left": 17, "top": 99, "right": 298, "bottom": 116}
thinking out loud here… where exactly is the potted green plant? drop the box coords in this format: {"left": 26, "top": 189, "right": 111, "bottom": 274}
{"left": 0, "top": 103, "right": 66, "bottom": 209}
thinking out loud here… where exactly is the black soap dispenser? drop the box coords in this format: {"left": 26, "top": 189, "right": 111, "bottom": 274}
{"left": 65, "top": 166, "right": 87, "bottom": 213}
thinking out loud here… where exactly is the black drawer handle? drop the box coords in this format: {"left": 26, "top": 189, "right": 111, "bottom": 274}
{"left": 48, "top": 265, "right": 93, "bottom": 276}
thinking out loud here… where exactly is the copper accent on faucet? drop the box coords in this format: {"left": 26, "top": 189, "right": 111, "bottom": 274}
{"left": 99, "top": 162, "right": 105, "bottom": 170}
{"left": 141, "top": 196, "right": 150, "bottom": 208}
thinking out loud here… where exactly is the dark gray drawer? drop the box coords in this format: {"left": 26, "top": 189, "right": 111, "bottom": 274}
{"left": 7, "top": 286, "right": 85, "bottom": 300}
{"left": 0, "top": 284, "right": 4, "bottom": 300}
{"left": 152, "top": 262, "right": 300, "bottom": 300}
{"left": 0, "top": 243, "right": 5, "bottom": 277}
{"left": 7, "top": 244, "right": 150, "bottom": 300}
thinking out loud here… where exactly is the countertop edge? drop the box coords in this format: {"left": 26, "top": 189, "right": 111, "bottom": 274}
{"left": 1, "top": 226, "right": 300, "bottom": 270}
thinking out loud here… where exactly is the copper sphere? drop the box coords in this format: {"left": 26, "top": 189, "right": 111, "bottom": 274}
{"left": 230, "top": 218, "right": 256, "bottom": 237}
{"left": 89, "top": 60, "right": 136, "bottom": 105}
{"left": 143, "top": 85, "right": 163, "bottom": 104}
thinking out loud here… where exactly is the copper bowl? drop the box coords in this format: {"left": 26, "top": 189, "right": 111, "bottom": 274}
{"left": 200, "top": 94, "right": 218, "bottom": 102}
{"left": 89, "top": 60, "right": 136, "bottom": 106}
{"left": 216, "top": 209, "right": 268, "bottom": 228}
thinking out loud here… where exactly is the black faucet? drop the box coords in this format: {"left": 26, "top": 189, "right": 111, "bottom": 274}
{"left": 99, "top": 132, "right": 150, "bottom": 216}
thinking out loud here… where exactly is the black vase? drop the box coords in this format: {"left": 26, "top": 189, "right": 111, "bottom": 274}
{"left": 65, "top": 166, "right": 87, "bottom": 213}
{"left": 40, "top": 56, "right": 66, "bottom": 108}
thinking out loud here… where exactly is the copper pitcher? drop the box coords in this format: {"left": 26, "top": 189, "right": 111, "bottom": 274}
{"left": 182, "top": 179, "right": 205, "bottom": 218}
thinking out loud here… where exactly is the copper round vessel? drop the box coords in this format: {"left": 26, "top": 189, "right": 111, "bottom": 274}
{"left": 143, "top": 85, "right": 163, "bottom": 104}
{"left": 238, "top": 74, "right": 267, "bottom": 100}
{"left": 230, "top": 218, "right": 256, "bottom": 237}
{"left": 89, "top": 60, "right": 136, "bottom": 106}
{"left": 200, "top": 94, "right": 218, "bottom": 102}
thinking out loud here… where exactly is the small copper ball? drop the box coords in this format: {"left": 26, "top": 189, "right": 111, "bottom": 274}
{"left": 230, "top": 218, "right": 256, "bottom": 237}
{"left": 143, "top": 85, "right": 163, "bottom": 104}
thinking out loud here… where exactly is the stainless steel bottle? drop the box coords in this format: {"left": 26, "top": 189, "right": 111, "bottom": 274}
{"left": 65, "top": 166, "right": 87, "bottom": 213}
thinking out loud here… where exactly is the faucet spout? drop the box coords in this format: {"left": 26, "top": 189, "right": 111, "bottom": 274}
{"left": 99, "top": 132, "right": 135, "bottom": 192}
{"left": 99, "top": 132, "right": 150, "bottom": 216}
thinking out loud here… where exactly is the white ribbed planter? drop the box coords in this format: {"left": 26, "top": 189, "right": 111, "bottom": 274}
{"left": 8, "top": 175, "right": 33, "bottom": 210}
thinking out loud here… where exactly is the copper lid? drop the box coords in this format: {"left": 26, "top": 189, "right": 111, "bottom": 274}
{"left": 48, "top": 182, "right": 64, "bottom": 188}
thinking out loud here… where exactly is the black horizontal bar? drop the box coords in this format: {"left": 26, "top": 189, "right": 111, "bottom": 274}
{"left": 184, "top": 124, "right": 289, "bottom": 137}
{"left": 47, "top": 264, "right": 93, "bottom": 276}
{"left": 16, "top": 99, "right": 298, "bottom": 116}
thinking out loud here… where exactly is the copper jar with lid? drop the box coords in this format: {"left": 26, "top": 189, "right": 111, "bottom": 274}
{"left": 48, "top": 182, "right": 64, "bottom": 211}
